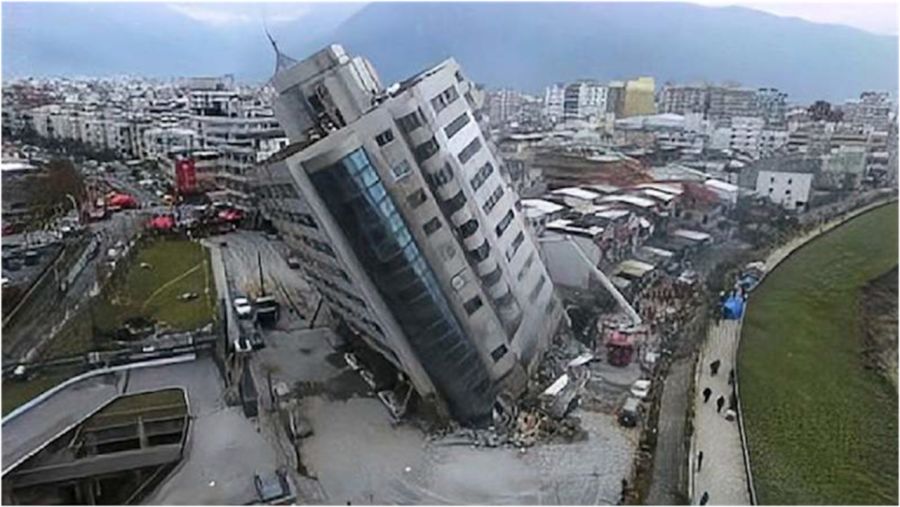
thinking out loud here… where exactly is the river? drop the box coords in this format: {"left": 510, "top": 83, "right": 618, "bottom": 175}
{"left": 739, "top": 202, "right": 898, "bottom": 505}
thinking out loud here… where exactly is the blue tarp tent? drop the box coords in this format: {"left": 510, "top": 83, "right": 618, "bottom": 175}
{"left": 722, "top": 295, "right": 744, "bottom": 319}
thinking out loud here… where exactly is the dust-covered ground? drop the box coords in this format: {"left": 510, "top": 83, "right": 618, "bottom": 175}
{"left": 220, "top": 230, "right": 639, "bottom": 504}
{"left": 859, "top": 265, "right": 898, "bottom": 390}
{"left": 298, "top": 396, "right": 637, "bottom": 505}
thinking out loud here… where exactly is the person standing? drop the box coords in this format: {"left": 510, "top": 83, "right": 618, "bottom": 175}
{"left": 699, "top": 491, "right": 710, "bottom": 505}
{"left": 710, "top": 360, "right": 721, "bottom": 376}
{"left": 702, "top": 387, "right": 712, "bottom": 403}
{"left": 697, "top": 451, "right": 704, "bottom": 471}
{"left": 716, "top": 395, "right": 725, "bottom": 413}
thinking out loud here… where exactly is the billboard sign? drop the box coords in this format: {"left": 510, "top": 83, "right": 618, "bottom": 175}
{"left": 175, "top": 158, "right": 197, "bottom": 195}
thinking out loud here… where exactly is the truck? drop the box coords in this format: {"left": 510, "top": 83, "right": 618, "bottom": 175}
{"left": 255, "top": 295, "right": 280, "bottom": 328}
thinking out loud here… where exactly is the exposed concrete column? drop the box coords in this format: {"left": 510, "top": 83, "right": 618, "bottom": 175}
{"left": 137, "top": 416, "right": 148, "bottom": 449}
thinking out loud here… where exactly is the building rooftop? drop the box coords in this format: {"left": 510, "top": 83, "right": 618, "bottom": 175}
{"left": 551, "top": 187, "right": 603, "bottom": 201}
{"left": 521, "top": 198, "right": 566, "bottom": 216}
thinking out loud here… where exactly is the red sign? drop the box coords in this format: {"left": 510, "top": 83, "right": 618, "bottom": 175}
{"left": 175, "top": 159, "right": 197, "bottom": 196}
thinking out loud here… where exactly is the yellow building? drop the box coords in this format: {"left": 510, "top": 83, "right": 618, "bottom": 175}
{"left": 622, "top": 77, "right": 656, "bottom": 118}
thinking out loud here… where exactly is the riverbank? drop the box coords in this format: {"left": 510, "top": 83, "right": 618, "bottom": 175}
{"left": 739, "top": 200, "right": 898, "bottom": 504}
{"left": 859, "top": 266, "right": 898, "bottom": 391}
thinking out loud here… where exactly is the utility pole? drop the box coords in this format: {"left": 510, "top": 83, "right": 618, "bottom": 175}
{"left": 257, "top": 250, "right": 266, "bottom": 297}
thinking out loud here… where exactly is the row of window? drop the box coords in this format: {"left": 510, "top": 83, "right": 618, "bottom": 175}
{"left": 457, "top": 136, "right": 482, "bottom": 165}
{"left": 414, "top": 136, "right": 440, "bottom": 164}
{"left": 304, "top": 268, "right": 367, "bottom": 309}
{"left": 529, "top": 274, "right": 547, "bottom": 303}
{"left": 495, "top": 209, "right": 514, "bottom": 238}
{"left": 320, "top": 292, "right": 384, "bottom": 339}
{"left": 431, "top": 85, "right": 460, "bottom": 114}
{"left": 443, "top": 190, "right": 468, "bottom": 215}
{"left": 397, "top": 108, "right": 426, "bottom": 134}
{"left": 270, "top": 208, "right": 318, "bottom": 229}
{"left": 444, "top": 112, "right": 470, "bottom": 139}
{"left": 258, "top": 183, "right": 300, "bottom": 199}
{"left": 300, "top": 234, "right": 336, "bottom": 258}
{"left": 517, "top": 252, "right": 536, "bottom": 282}
{"left": 293, "top": 248, "right": 351, "bottom": 283}
{"left": 425, "top": 162, "right": 454, "bottom": 189}
{"left": 470, "top": 162, "right": 494, "bottom": 192}
{"left": 483, "top": 185, "right": 505, "bottom": 215}
{"left": 506, "top": 231, "right": 525, "bottom": 261}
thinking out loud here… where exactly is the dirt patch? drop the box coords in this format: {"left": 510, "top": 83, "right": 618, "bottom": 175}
{"left": 859, "top": 266, "right": 898, "bottom": 390}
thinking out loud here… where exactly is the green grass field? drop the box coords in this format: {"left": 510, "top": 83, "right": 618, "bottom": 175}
{"left": 93, "top": 238, "right": 216, "bottom": 333}
{"left": 739, "top": 202, "right": 898, "bottom": 505}
{"left": 2, "top": 238, "right": 216, "bottom": 416}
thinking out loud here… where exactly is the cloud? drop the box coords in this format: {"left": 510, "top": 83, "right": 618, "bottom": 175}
{"left": 166, "top": 3, "right": 310, "bottom": 27}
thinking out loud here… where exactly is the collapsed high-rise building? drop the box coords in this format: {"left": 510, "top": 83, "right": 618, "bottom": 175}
{"left": 256, "top": 43, "right": 565, "bottom": 426}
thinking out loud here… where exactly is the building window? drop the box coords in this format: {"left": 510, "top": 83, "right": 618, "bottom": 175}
{"left": 375, "top": 129, "right": 395, "bottom": 146}
{"left": 529, "top": 275, "right": 546, "bottom": 303}
{"left": 506, "top": 231, "right": 525, "bottom": 261}
{"left": 495, "top": 209, "right": 514, "bottom": 238}
{"left": 455, "top": 70, "right": 465, "bottom": 83}
{"left": 457, "top": 137, "right": 483, "bottom": 165}
{"left": 425, "top": 162, "right": 454, "bottom": 188}
{"left": 467, "top": 239, "right": 490, "bottom": 263}
{"left": 391, "top": 160, "right": 412, "bottom": 180}
{"left": 483, "top": 185, "right": 505, "bottom": 215}
{"left": 463, "top": 296, "right": 483, "bottom": 315}
{"left": 414, "top": 136, "right": 440, "bottom": 163}
{"left": 397, "top": 108, "right": 425, "bottom": 133}
{"left": 423, "top": 217, "right": 443, "bottom": 235}
{"left": 444, "top": 112, "right": 470, "bottom": 139}
{"left": 470, "top": 162, "right": 494, "bottom": 192}
{"left": 443, "top": 190, "right": 467, "bottom": 214}
{"left": 431, "top": 85, "right": 460, "bottom": 114}
{"left": 517, "top": 252, "right": 535, "bottom": 281}
{"left": 490, "top": 344, "right": 508, "bottom": 362}
{"left": 407, "top": 188, "right": 427, "bottom": 208}
{"left": 495, "top": 289, "right": 515, "bottom": 308}
{"left": 458, "top": 218, "right": 479, "bottom": 238}
{"left": 483, "top": 265, "right": 503, "bottom": 286}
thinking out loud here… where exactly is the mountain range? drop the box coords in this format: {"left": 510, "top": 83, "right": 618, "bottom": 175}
{"left": 3, "top": 2, "right": 897, "bottom": 103}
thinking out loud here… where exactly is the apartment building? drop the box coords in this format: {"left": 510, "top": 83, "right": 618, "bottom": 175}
{"left": 622, "top": 77, "right": 656, "bottom": 118}
{"left": 258, "top": 44, "right": 564, "bottom": 426}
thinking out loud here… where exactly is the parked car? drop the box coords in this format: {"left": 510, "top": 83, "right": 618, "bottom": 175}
{"left": 234, "top": 297, "right": 253, "bottom": 319}
{"left": 630, "top": 379, "right": 651, "bottom": 399}
{"left": 286, "top": 257, "right": 301, "bottom": 269}
{"left": 618, "top": 396, "right": 642, "bottom": 428}
{"left": 253, "top": 468, "right": 293, "bottom": 504}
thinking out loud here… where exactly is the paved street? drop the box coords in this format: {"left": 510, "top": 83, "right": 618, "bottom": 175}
{"left": 691, "top": 319, "right": 750, "bottom": 505}
{"left": 647, "top": 357, "right": 692, "bottom": 505}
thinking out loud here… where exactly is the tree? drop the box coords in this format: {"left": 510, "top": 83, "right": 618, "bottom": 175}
{"left": 26, "top": 159, "right": 87, "bottom": 226}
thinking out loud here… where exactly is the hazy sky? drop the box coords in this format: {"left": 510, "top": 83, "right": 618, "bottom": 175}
{"left": 159, "top": 2, "right": 898, "bottom": 36}
{"left": 696, "top": 1, "right": 898, "bottom": 35}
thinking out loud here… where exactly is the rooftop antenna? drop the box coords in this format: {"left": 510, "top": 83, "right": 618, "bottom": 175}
{"left": 264, "top": 21, "right": 298, "bottom": 76}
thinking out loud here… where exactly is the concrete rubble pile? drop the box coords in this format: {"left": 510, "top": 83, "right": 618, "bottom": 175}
{"left": 433, "top": 333, "right": 595, "bottom": 449}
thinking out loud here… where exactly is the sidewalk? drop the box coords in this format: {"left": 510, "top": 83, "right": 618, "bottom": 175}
{"left": 691, "top": 319, "right": 750, "bottom": 505}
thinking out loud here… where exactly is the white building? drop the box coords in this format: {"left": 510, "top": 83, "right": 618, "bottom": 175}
{"left": 755, "top": 170, "right": 813, "bottom": 210}
{"left": 260, "top": 44, "right": 564, "bottom": 426}
{"left": 543, "top": 83, "right": 565, "bottom": 123}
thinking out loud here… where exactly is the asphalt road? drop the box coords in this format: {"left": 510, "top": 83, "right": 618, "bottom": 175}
{"left": 2, "top": 209, "right": 146, "bottom": 364}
